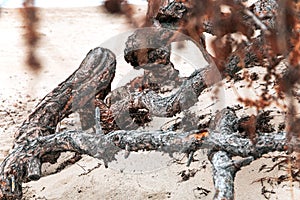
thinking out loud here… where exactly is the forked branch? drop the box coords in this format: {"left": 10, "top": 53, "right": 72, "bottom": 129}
{"left": 0, "top": 108, "right": 290, "bottom": 199}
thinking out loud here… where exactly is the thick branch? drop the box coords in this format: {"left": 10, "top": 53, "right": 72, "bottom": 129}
{"left": 123, "top": 67, "right": 214, "bottom": 117}
{"left": 0, "top": 47, "right": 117, "bottom": 199}
{"left": 0, "top": 131, "right": 119, "bottom": 199}
{"left": 207, "top": 108, "right": 288, "bottom": 158}
{"left": 108, "top": 62, "right": 235, "bottom": 131}
{"left": 207, "top": 108, "right": 286, "bottom": 200}
{"left": 209, "top": 151, "right": 253, "bottom": 200}
{"left": 0, "top": 108, "right": 292, "bottom": 199}
{"left": 14, "top": 47, "right": 116, "bottom": 144}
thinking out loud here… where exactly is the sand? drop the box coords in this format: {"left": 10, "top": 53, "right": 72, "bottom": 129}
{"left": 0, "top": 6, "right": 299, "bottom": 200}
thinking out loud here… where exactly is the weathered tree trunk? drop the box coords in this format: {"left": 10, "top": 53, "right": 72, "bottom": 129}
{"left": 14, "top": 47, "right": 116, "bottom": 145}
{"left": 0, "top": 47, "right": 116, "bottom": 200}
{"left": 0, "top": 0, "right": 296, "bottom": 199}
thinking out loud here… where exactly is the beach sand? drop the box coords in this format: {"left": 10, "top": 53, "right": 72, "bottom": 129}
{"left": 0, "top": 6, "right": 299, "bottom": 200}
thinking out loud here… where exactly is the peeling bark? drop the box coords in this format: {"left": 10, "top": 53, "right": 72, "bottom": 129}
{"left": 14, "top": 47, "right": 116, "bottom": 145}
{"left": 0, "top": 47, "right": 116, "bottom": 200}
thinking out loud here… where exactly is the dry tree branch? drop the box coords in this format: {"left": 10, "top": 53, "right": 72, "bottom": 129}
{"left": 0, "top": 107, "right": 291, "bottom": 199}
{"left": 1, "top": 0, "right": 299, "bottom": 199}
{"left": 14, "top": 47, "right": 116, "bottom": 145}
{"left": 0, "top": 47, "right": 116, "bottom": 200}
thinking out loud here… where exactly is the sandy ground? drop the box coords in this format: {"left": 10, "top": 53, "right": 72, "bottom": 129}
{"left": 0, "top": 6, "right": 300, "bottom": 200}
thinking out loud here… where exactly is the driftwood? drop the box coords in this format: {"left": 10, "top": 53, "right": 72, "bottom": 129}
{"left": 108, "top": 36, "right": 259, "bottom": 130}
{"left": 0, "top": 47, "right": 116, "bottom": 199}
{"left": 0, "top": 43, "right": 279, "bottom": 199}
{"left": 1, "top": 0, "right": 298, "bottom": 199}
{"left": 0, "top": 105, "right": 291, "bottom": 199}
{"left": 0, "top": 48, "right": 294, "bottom": 199}
{"left": 14, "top": 47, "right": 116, "bottom": 144}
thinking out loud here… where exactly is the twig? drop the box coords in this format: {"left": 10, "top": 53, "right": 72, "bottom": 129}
{"left": 79, "top": 163, "right": 102, "bottom": 177}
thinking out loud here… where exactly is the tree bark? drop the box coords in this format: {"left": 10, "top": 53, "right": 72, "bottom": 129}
{"left": 0, "top": 108, "right": 292, "bottom": 199}
{"left": 0, "top": 47, "right": 116, "bottom": 200}
{"left": 145, "top": 0, "right": 169, "bottom": 25}
{"left": 14, "top": 47, "right": 116, "bottom": 145}
{"left": 209, "top": 151, "right": 253, "bottom": 200}
{"left": 0, "top": 1, "right": 294, "bottom": 199}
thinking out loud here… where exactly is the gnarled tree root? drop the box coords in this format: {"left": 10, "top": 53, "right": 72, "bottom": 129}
{"left": 0, "top": 108, "right": 291, "bottom": 199}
